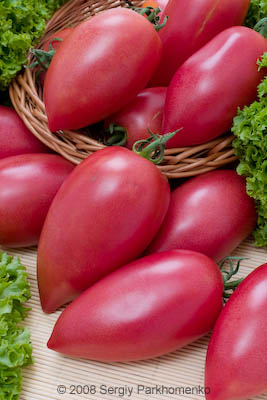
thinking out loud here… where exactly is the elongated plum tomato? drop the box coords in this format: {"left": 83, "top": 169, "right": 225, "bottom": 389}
{"left": 205, "top": 263, "right": 267, "bottom": 400}
{"left": 48, "top": 249, "right": 224, "bottom": 362}
{"left": 0, "top": 106, "right": 50, "bottom": 158}
{"left": 0, "top": 154, "right": 74, "bottom": 247}
{"left": 150, "top": 0, "right": 250, "bottom": 86}
{"left": 147, "top": 170, "right": 257, "bottom": 262}
{"left": 105, "top": 87, "right": 167, "bottom": 149}
{"left": 44, "top": 8, "right": 162, "bottom": 131}
{"left": 163, "top": 27, "right": 267, "bottom": 147}
{"left": 37, "top": 147, "right": 170, "bottom": 313}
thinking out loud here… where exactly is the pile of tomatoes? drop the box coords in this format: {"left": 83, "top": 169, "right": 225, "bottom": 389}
{"left": 39, "top": 0, "right": 266, "bottom": 149}
{"left": 1, "top": 1, "right": 267, "bottom": 399}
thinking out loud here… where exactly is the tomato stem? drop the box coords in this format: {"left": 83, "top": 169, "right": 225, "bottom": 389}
{"left": 124, "top": 1, "right": 168, "bottom": 31}
{"left": 104, "top": 124, "right": 127, "bottom": 146}
{"left": 219, "top": 256, "right": 247, "bottom": 301}
{"left": 224, "top": 278, "right": 244, "bottom": 289}
{"left": 29, "top": 38, "right": 63, "bottom": 71}
{"left": 132, "top": 128, "right": 182, "bottom": 165}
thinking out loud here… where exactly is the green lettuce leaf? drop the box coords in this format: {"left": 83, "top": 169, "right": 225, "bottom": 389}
{"left": 232, "top": 54, "right": 267, "bottom": 246}
{"left": 0, "top": 252, "right": 33, "bottom": 399}
{"left": 0, "top": 0, "right": 67, "bottom": 91}
{"left": 245, "top": 0, "right": 267, "bottom": 29}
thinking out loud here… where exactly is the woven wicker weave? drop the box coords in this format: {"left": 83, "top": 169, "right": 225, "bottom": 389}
{"left": 9, "top": 0, "right": 238, "bottom": 178}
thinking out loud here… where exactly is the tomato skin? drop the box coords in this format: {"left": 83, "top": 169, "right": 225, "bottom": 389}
{"left": 47, "top": 249, "right": 223, "bottom": 362}
{"left": 39, "top": 28, "right": 73, "bottom": 86}
{"left": 147, "top": 170, "right": 257, "bottom": 262}
{"left": 150, "top": 0, "right": 250, "bottom": 87}
{"left": 0, "top": 106, "right": 50, "bottom": 159}
{"left": 43, "top": 28, "right": 72, "bottom": 51}
{"left": 37, "top": 147, "right": 170, "bottom": 313}
{"left": 44, "top": 8, "right": 162, "bottom": 131}
{"left": 162, "top": 27, "right": 267, "bottom": 148}
{"left": 105, "top": 87, "right": 167, "bottom": 149}
{"left": 0, "top": 154, "right": 74, "bottom": 247}
{"left": 205, "top": 263, "right": 267, "bottom": 400}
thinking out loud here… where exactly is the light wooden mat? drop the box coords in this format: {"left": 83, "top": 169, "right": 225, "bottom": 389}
{"left": 1, "top": 238, "right": 266, "bottom": 400}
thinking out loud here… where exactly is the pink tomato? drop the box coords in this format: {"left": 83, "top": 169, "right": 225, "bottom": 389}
{"left": 205, "top": 263, "right": 267, "bottom": 400}
{"left": 150, "top": 0, "right": 250, "bottom": 86}
{"left": 0, "top": 154, "right": 74, "bottom": 247}
{"left": 147, "top": 170, "right": 257, "bottom": 262}
{"left": 0, "top": 106, "right": 50, "bottom": 159}
{"left": 162, "top": 27, "right": 267, "bottom": 147}
{"left": 37, "top": 147, "right": 170, "bottom": 313}
{"left": 105, "top": 87, "right": 167, "bottom": 149}
{"left": 48, "top": 249, "right": 224, "bottom": 362}
{"left": 44, "top": 8, "right": 162, "bottom": 131}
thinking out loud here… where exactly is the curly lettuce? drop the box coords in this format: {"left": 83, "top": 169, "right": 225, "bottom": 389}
{"left": 232, "top": 54, "right": 267, "bottom": 246}
{"left": 0, "top": 0, "right": 67, "bottom": 92}
{"left": 245, "top": 0, "right": 267, "bottom": 29}
{"left": 0, "top": 252, "right": 33, "bottom": 399}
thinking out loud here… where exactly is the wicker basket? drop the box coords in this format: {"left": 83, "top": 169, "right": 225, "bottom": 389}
{"left": 9, "top": 0, "right": 237, "bottom": 178}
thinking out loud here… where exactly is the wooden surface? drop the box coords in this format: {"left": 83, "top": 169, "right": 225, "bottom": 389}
{"left": 2, "top": 238, "right": 266, "bottom": 400}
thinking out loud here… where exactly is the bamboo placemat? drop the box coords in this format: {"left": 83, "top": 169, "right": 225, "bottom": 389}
{"left": 1, "top": 238, "right": 266, "bottom": 400}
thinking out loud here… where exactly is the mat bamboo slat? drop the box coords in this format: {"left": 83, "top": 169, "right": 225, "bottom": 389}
{"left": 1, "top": 239, "right": 266, "bottom": 400}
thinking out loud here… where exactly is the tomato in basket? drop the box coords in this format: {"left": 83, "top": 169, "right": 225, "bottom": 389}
{"left": 205, "top": 263, "right": 267, "bottom": 400}
{"left": 44, "top": 8, "right": 162, "bottom": 131}
{"left": 162, "top": 26, "right": 267, "bottom": 147}
{"left": 47, "top": 249, "right": 224, "bottom": 362}
{"left": 104, "top": 87, "right": 167, "bottom": 149}
{"left": 0, "top": 154, "right": 74, "bottom": 247}
{"left": 37, "top": 147, "right": 170, "bottom": 313}
{"left": 147, "top": 170, "right": 257, "bottom": 262}
{"left": 149, "top": 0, "right": 250, "bottom": 86}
